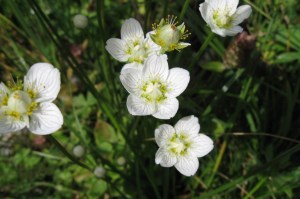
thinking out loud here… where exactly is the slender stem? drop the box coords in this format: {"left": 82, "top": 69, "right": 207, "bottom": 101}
{"left": 189, "top": 31, "right": 214, "bottom": 69}
{"left": 229, "top": 132, "right": 300, "bottom": 144}
{"left": 206, "top": 140, "right": 227, "bottom": 188}
{"left": 179, "top": 0, "right": 190, "bottom": 22}
{"left": 47, "top": 135, "right": 92, "bottom": 172}
{"left": 243, "top": 177, "right": 267, "bottom": 199}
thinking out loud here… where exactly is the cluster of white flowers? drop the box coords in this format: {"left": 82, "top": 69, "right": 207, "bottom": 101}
{"left": 106, "top": 17, "right": 191, "bottom": 119}
{"left": 0, "top": 0, "right": 252, "bottom": 177}
{"left": 0, "top": 63, "right": 63, "bottom": 135}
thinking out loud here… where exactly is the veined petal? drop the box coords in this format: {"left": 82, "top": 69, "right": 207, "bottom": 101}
{"left": 190, "top": 134, "right": 214, "bottom": 157}
{"left": 105, "top": 38, "right": 129, "bottom": 62}
{"left": 121, "top": 18, "right": 144, "bottom": 41}
{"left": 126, "top": 94, "right": 156, "bottom": 116}
{"left": 175, "top": 115, "right": 200, "bottom": 137}
{"left": 155, "top": 147, "right": 177, "bottom": 167}
{"left": 120, "top": 68, "right": 143, "bottom": 94}
{"left": 222, "top": 26, "right": 243, "bottom": 36}
{"left": 29, "top": 102, "right": 63, "bottom": 135}
{"left": 233, "top": 5, "right": 252, "bottom": 25}
{"left": 155, "top": 124, "right": 175, "bottom": 147}
{"left": 0, "top": 82, "right": 10, "bottom": 95}
{"left": 143, "top": 54, "right": 169, "bottom": 81}
{"left": 152, "top": 98, "right": 179, "bottom": 120}
{"left": 175, "top": 154, "right": 199, "bottom": 176}
{"left": 0, "top": 110, "right": 28, "bottom": 135}
{"left": 199, "top": 2, "right": 212, "bottom": 25}
{"left": 144, "top": 37, "right": 161, "bottom": 56}
{"left": 24, "top": 63, "right": 60, "bottom": 103}
{"left": 166, "top": 68, "right": 190, "bottom": 98}
{"left": 121, "top": 63, "right": 144, "bottom": 71}
{"left": 227, "top": 0, "right": 239, "bottom": 15}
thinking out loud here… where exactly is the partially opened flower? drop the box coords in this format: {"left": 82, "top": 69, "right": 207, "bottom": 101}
{"left": 0, "top": 63, "right": 63, "bottom": 135}
{"left": 150, "top": 15, "right": 191, "bottom": 53}
{"left": 199, "top": 0, "right": 252, "bottom": 37}
{"left": 120, "top": 54, "right": 190, "bottom": 119}
{"left": 105, "top": 18, "right": 161, "bottom": 70}
{"left": 155, "top": 115, "right": 213, "bottom": 176}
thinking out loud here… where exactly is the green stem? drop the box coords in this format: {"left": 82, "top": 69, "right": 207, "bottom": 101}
{"left": 243, "top": 177, "right": 267, "bottom": 199}
{"left": 179, "top": 0, "right": 190, "bottom": 21}
{"left": 47, "top": 135, "right": 92, "bottom": 172}
{"left": 189, "top": 31, "right": 214, "bottom": 69}
{"left": 205, "top": 140, "right": 227, "bottom": 188}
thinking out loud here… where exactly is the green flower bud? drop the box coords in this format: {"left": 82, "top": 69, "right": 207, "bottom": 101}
{"left": 150, "top": 15, "right": 190, "bottom": 53}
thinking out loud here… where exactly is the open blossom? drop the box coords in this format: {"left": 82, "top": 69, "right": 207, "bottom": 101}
{"left": 0, "top": 63, "right": 63, "bottom": 135}
{"left": 150, "top": 15, "right": 190, "bottom": 53}
{"left": 199, "top": 0, "right": 252, "bottom": 37}
{"left": 120, "top": 54, "right": 190, "bottom": 119}
{"left": 155, "top": 116, "right": 213, "bottom": 176}
{"left": 105, "top": 18, "right": 161, "bottom": 70}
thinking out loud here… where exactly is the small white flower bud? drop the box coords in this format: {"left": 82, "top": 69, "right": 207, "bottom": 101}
{"left": 73, "top": 14, "right": 88, "bottom": 29}
{"left": 94, "top": 166, "right": 106, "bottom": 178}
{"left": 150, "top": 15, "right": 190, "bottom": 53}
{"left": 72, "top": 145, "right": 85, "bottom": 158}
{"left": 116, "top": 156, "right": 126, "bottom": 166}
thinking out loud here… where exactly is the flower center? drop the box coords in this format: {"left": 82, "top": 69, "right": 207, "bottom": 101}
{"left": 141, "top": 80, "right": 167, "bottom": 103}
{"left": 168, "top": 133, "right": 190, "bottom": 156}
{"left": 4, "top": 90, "right": 38, "bottom": 119}
{"left": 126, "top": 39, "right": 149, "bottom": 64}
{"left": 213, "top": 10, "right": 233, "bottom": 29}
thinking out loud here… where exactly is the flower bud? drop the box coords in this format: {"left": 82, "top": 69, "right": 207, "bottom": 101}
{"left": 150, "top": 15, "right": 190, "bottom": 53}
{"left": 116, "top": 156, "right": 126, "bottom": 166}
{"left": 73, "top": 145, "right": 85, "bottom": 158}
{"left": 94, "top": 166, "right": 106, "bottom": 178}
{"left": 73, "top": 14, "right": 88, "bottom": 29}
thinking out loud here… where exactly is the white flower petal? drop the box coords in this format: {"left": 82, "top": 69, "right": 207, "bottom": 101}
{"left": 152, "top": 98, "right": 179, "bottom": 120}
{"left": 0, "top": 110, "right": 28, "bottom": 135}
{"left": 29, "top": 102, "right": 63, "bottom": 135}
{"left": 155, "top": 147, "right": 177, "bottom": 167}
{"left": 190, "top": 134, "right": 214, "bottom": 157}
{"left": 233, "top": 5, "right": 252, "bottom": 25}
{"left": 0, "top": 82, "right": 10, "bottom": 95}
{"left": 227, "top": 0, "right": 239, "bottom": 15}
{"left": 120, "top": 68, "right": 142, "bottom": 94}
{"left": 126, "top": 94, "right": 156, "bottom": 116}
{"left": 143, "top": 54, "right": 169, "bottom": 81}
{"left": 24, "top": 63, "right": 60, "bottom": 103}
{"left": 144, "top": 37, "right": 161, "bottom": 56}
{"left": 175, "top": 154, "right": 199, "bottom": 176}
{"left": 174, "top": 115, "right": 200, "bottom": 137}
{"left": 121, "top": 63, "right": 144, "bottom": 71}
{"left": 222, "top": 26, "right": 243, "bottom": 36}
{"left": 166, "top": 68, "right": 190, "bottom": 98}
{"left": 105, "top": 38, "right": 129, "bottom": 62}
{"left": 121, "top": 18, "right": 144, "bottom": 41}
{"left": 155, "top": 124, "right": 175, "bottom": 147}
{"left": 199, "top": 2, "right": 212, "bottom": 25}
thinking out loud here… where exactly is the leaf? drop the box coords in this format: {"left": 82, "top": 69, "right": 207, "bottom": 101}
{"left": 274, "top": 52, "right": 300, "bottom": 64}
{"left": 201, "top": 61, "right": 225, "bottom": 73}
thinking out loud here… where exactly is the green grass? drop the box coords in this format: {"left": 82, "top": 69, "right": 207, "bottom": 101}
{"left": 1, "top": 0, "right": 300, "bottom": 198}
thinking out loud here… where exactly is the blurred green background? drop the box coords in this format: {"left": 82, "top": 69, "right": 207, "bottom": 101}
{"left": 1, "top": 0, "right": 300, "bottom": 198}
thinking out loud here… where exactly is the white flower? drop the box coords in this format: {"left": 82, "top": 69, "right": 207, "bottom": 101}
{"left": 199, "top": 0, "right": 252, "bottom": 37}
{"left": 105, "top": 18, "right": 161, "bottom": 70}
{"left": 0, "top": 63, "right": 63, "bottom": 135}
{"left": 155, "top": 115, "right": 213, "bottom": 176}
{"left": 120, "top": 54, "right": 190, "bottom": 119}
